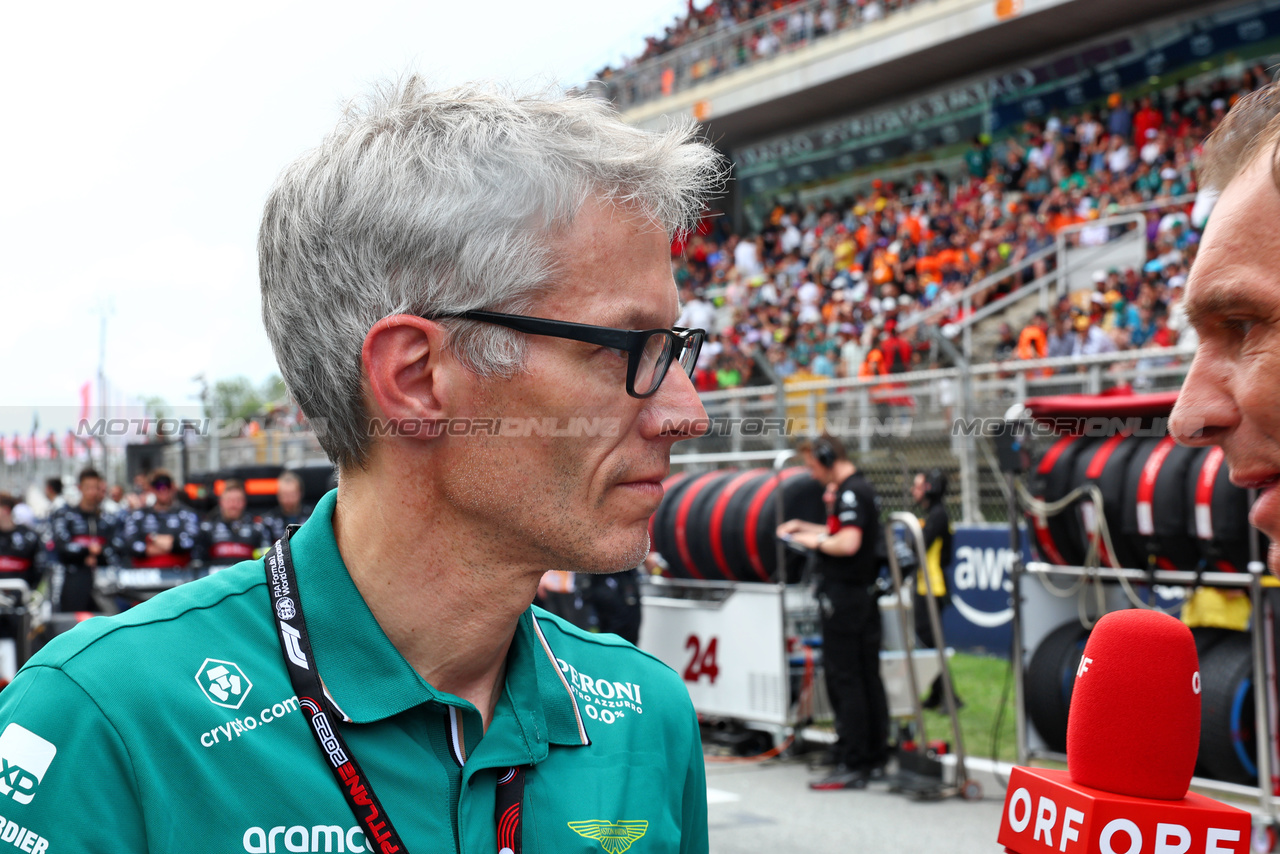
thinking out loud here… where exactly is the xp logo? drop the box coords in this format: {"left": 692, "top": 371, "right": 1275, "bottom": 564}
{"left": 0, "top": 723, "right": 57, "bottom": 805}
{"left": 274, "top": 597, "right": 297, "bottom": 621}
{"left": 197, "top": 659, "right": 253, "bottom": 709}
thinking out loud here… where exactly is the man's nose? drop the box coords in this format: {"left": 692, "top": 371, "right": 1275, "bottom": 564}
{"left": 648, "top": 364, "right": 708, "bottom": 440}
{"left": 1169, "top": 351, "right": 1236, "bottom": 446}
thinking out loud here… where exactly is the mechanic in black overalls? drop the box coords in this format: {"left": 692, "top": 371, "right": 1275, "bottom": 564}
{"left": 778, "top": 435, "right": 890, "bottom": 790}
{"left": 258, "top": 471, "right": 314, "bottom": 544}
{"left": 194, "top": 480, "right": 271, "bottom": 573}
{"left": 114, "top": 471, "right": 200, "bottom": 569}
{"left": 49, "top": 467, "right": 116, "bottom": 611}
{"left": 0, "top": 493, "right": 42, "bottom": 594}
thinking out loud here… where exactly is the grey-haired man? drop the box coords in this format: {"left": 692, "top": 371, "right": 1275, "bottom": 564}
{"left": 0, "top": 79, "right": 726, "bottom": 853}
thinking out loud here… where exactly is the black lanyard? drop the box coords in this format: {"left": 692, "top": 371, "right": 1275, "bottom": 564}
{"left": 266, "top": 529, "right": 526, "bottom": 854}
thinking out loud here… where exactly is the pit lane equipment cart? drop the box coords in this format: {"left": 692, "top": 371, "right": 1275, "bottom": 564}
{"left": 638, "top": 450, "right": 947, "bottom": 757}
{"left": 1001, "top": 392, "right": 1280, "bottom": 850}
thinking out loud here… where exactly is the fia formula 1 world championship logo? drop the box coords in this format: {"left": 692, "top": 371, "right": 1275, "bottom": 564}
{"left": 196, "top": 659, "right": 254, "bottom": 710}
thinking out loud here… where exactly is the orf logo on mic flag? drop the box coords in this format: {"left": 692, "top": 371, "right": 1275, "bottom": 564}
{"left": 999, "top": 610, "right": 1249, "bottom": 854}
{"left": 997, "top": 766, "right": 1249, "bottom": 854}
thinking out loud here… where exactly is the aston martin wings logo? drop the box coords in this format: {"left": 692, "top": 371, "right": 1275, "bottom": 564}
{"left": 567, "top": 820, "right": 649, "bottom": 853}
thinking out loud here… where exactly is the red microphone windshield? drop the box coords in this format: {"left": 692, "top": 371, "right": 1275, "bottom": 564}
{"left": 1066, "top": 609, "right": 1201, "bottom": 800}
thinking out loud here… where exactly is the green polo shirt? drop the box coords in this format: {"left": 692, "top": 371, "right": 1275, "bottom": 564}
{"left": 0, "top": 491, "right": 707, "bottom": 854}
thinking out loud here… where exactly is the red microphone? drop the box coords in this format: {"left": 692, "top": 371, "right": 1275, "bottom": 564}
{"left": 998, "top": 610, "right": 1251, "bottom": 854}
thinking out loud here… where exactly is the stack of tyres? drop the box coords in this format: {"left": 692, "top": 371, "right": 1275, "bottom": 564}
{"left": 1196, "top": 630, "right": 1257, "bottom": 785}
{"left": 1070, "top": 434, "right": 1144, "bottom": 570}
{"left": 670, "top": 470, "right": 748, "bottom": 580}
{"left": 650, "top": 468, "right": 826, "bottom": 583}
{"left": 1027, "top": 434, "right": 1093, "bottom": 567}
{"left": 1185, "top": 446, "right": 1264, "bottom": 573}
{"left": 1135, "top": 438, "right": 1202, "bottom": 571}
{"left": 1121, "top": 438, "right": 1169, "bottom": 570}
{"left": 1030, "top": 433, "right": 1261, "bottom": 571}
{"left": 702, "top": 469, "right": 787, "bottom": 581}
{"left": 1124, "top": 437, "right": 1243, "bottom": 572}
{"left": 649, "top": 472, "right": 695, "bottom": 573}
{"left": 1024, "top": 620, "right": 1091, "bottom": 752}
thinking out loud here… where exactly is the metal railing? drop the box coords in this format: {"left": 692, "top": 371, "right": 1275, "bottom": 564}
{"left": 898, "top": 243, "right": 1057, "bottom": 336}
{"left": 939, "top": 213, "right": 1147, "bottom": 354}
{"left": 900, "top": 199, "right": 1182, "bottom": 361}
{"left": 3, "top": 347, "right": 1192, "bottom": 527}
{"left": 669, "top": 345, "right": 1192, "bottom": 523}
{"left": 591, "top": 0, "right": 933, "bottom": 111}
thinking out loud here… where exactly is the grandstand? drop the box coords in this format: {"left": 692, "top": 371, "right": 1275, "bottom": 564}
{"left": 5, "top": 9, "right": 1279, "bottom": 832}
{"left": 5, "top": 0, "right": 1280, "bottom": 526}
{"left": 578, "top": 0, "right": 1280, "bottom": 522}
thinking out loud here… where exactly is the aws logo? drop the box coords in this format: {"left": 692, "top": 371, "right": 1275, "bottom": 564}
{"left": 950, "top": 545, "right": 1016, "bottom": 628}
{"left": 568, "top": 820, "right": 648, "bottom": 854}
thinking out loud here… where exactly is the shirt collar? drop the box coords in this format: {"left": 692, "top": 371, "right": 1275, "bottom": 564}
{"left": 289, "top": 490, "right": 590, "bottom": 749}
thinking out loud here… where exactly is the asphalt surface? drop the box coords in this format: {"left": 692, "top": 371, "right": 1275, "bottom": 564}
{"left": 706, "top": 753, "right": 1010, "bottom": 854}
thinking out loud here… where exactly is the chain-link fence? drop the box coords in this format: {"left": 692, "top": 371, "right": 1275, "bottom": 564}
{"left": 671, "top": 346, "right": 1192, "bottom": 524}
{"left": 1, "top": 347, "right": 1191, "bottom": 521}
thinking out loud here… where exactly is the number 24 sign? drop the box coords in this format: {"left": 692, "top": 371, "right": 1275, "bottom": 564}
{"left": 683, "top": 635, "right": 720, "bottom": 684}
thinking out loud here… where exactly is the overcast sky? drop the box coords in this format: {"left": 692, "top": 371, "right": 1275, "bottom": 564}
{"left": 0, "top": 0, "right": 688, "bottom": 435}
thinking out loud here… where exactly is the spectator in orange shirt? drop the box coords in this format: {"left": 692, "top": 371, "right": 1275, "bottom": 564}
{"left": 1017, "top": 311, "right": 1052, "bottom": 378}
{"left": 859, "top": 338, "right": 885, "bottom": 379}
{"left": 1017, "top": 311, "right": 1049, "bottom": 360}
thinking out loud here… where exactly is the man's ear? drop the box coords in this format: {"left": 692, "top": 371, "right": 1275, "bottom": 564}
{"left": 362, "top": 315, "right": 455, "bottom": 424}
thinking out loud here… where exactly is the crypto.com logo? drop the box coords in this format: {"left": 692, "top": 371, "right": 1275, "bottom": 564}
{"left": 196, "top": 659, "right": 254, "bottom": 710}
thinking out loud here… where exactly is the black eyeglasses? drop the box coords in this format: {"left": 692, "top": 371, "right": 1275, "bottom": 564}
{"left": 431, "top": 310, "right": 705, "bottom": 398}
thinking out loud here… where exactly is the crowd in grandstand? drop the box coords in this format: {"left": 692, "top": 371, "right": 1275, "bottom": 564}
{"left": 595, "top": 0, "right": 919, "bottom": 100}
{"left": 669, "top": 63, "right": 1277, "bottom": 392}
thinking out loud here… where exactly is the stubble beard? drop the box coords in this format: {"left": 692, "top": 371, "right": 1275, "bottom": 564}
{"left": 444, "top": 435, "right": 651, "bottom": 575}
